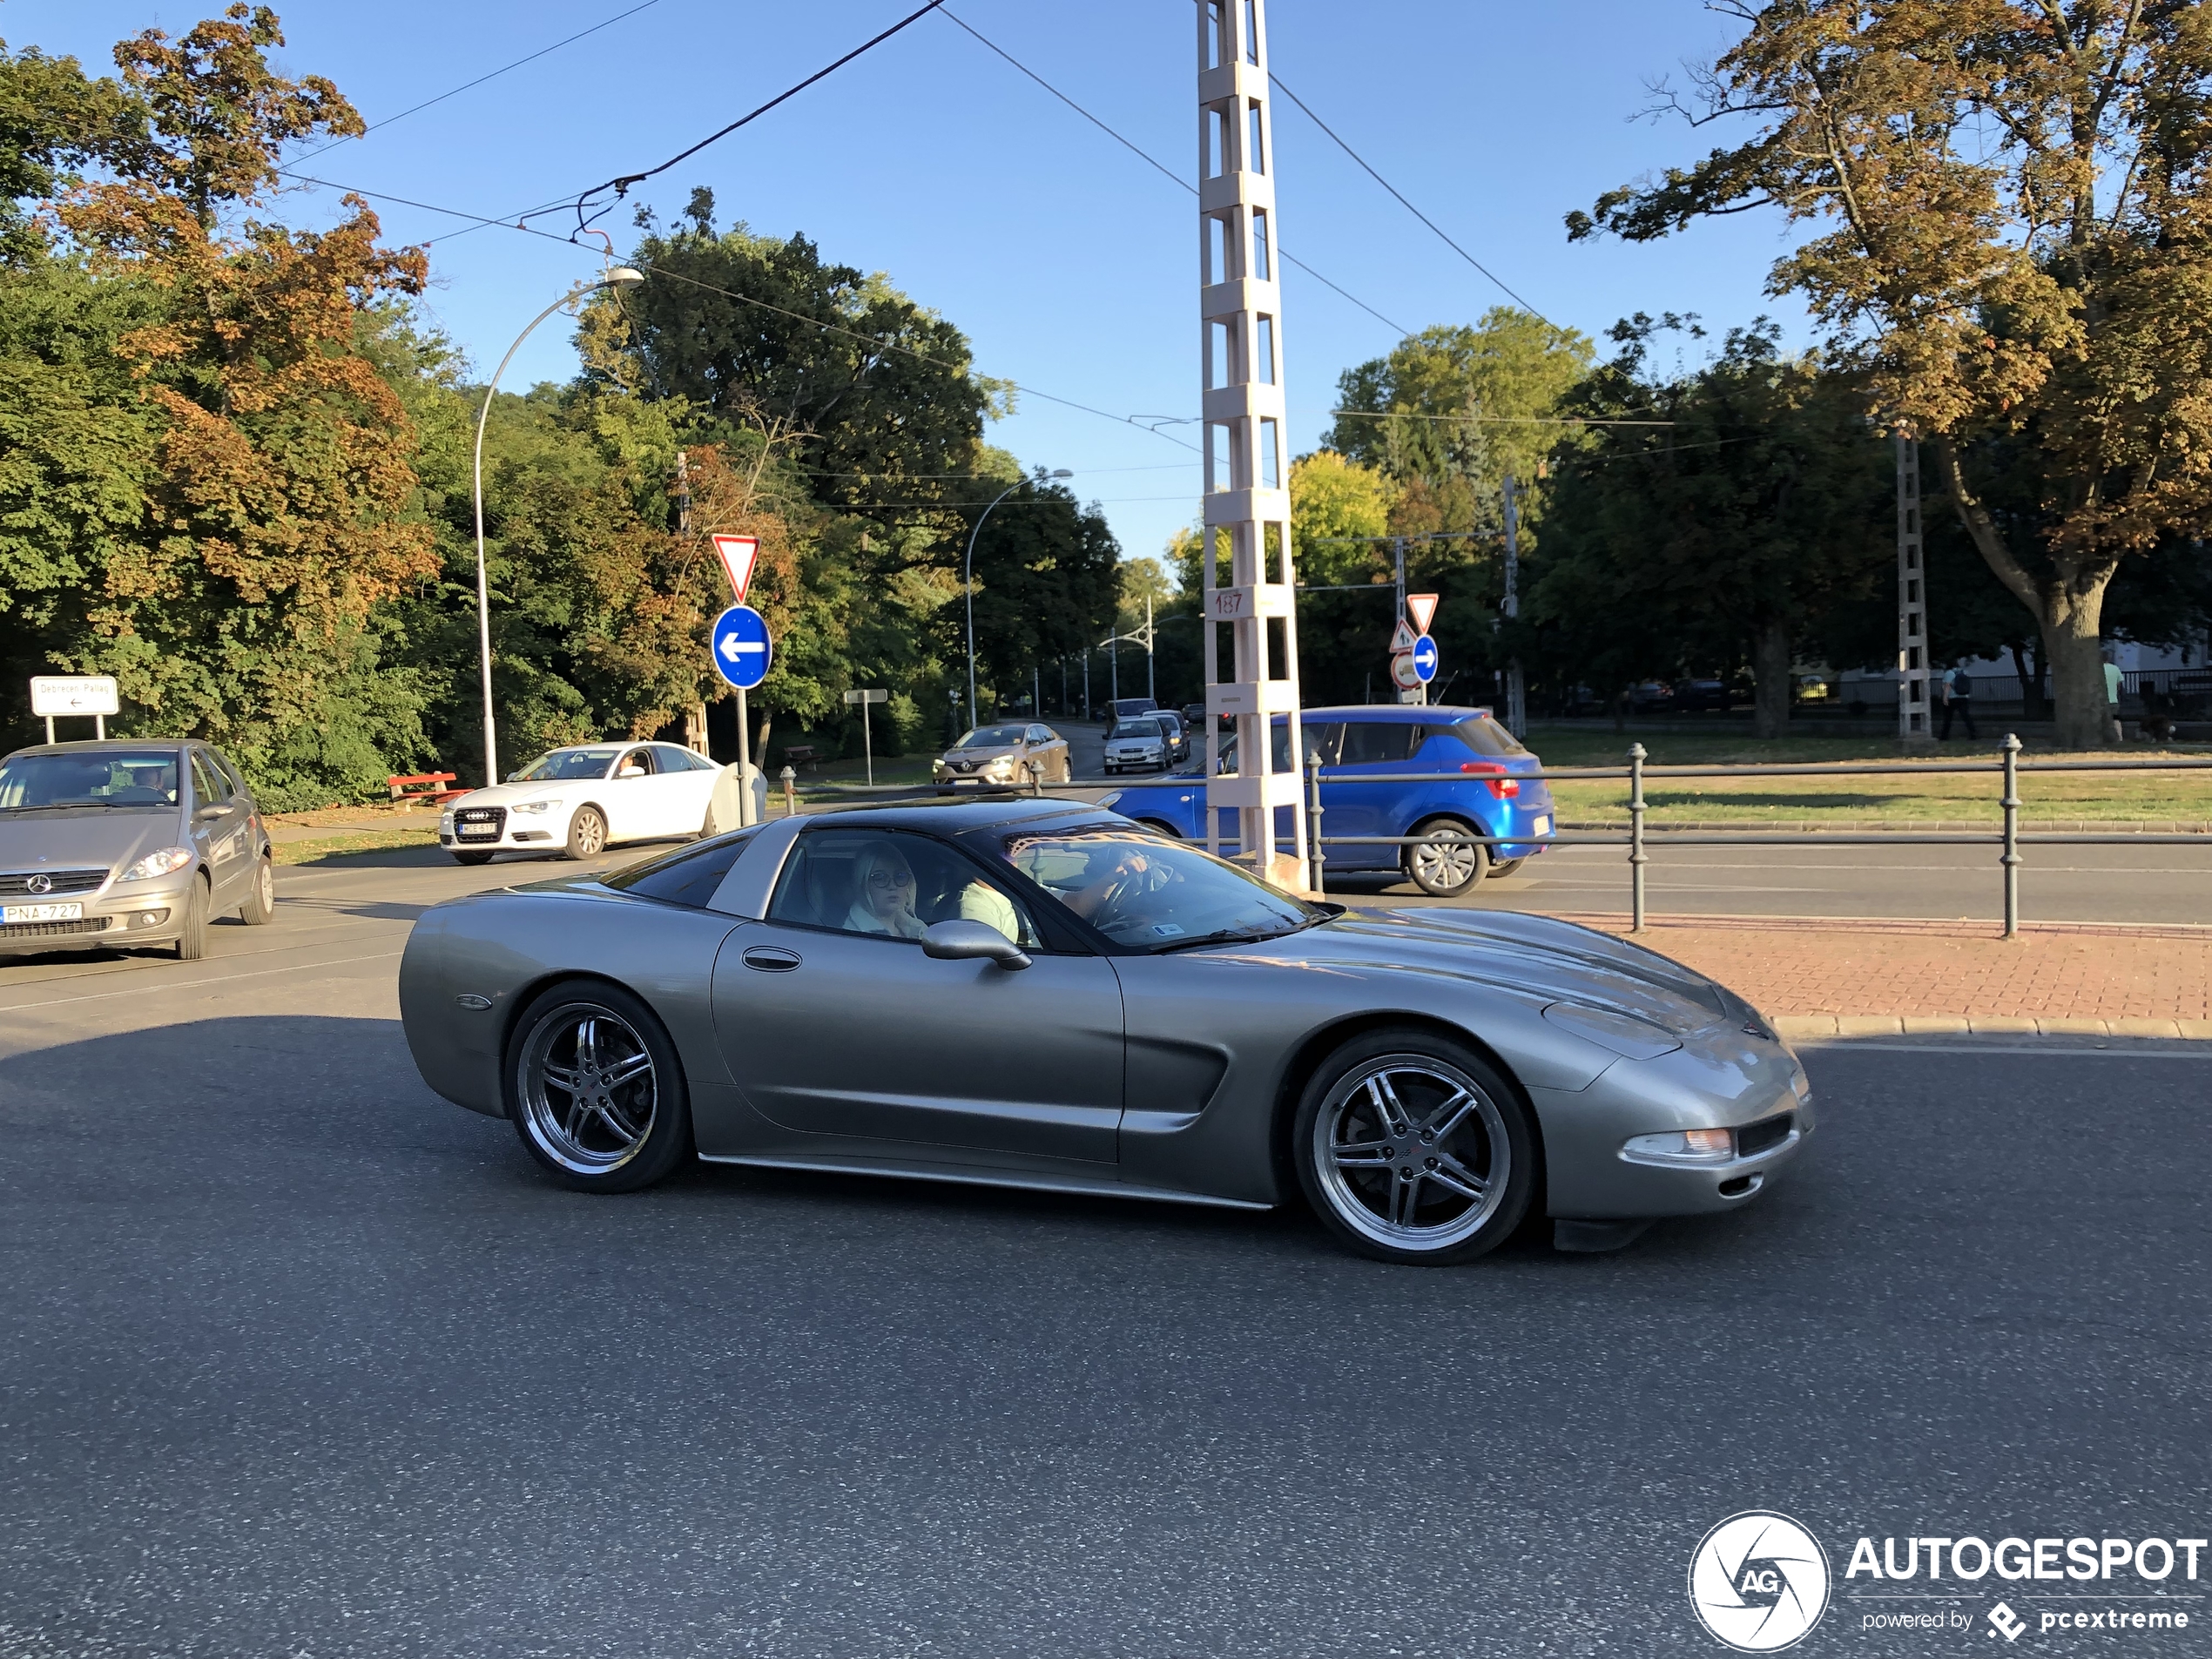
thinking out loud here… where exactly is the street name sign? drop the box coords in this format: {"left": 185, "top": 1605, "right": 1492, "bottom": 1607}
{"left": 710, "top": 605, "right": 772, "bottom": 691}
{"left": 30, "top": 676, "right": 118, "bottom": 717}
{"left": 711, "top": 535, "right": 760, "bottom": 604}
{"left": 842, "top": 689, "right": 887, "bottom": 705}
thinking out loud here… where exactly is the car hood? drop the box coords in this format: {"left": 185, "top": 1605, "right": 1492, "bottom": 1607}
{"left": 941, "top": 745, "right": 1022, "bottom": 764}
{"left": 1227, "top": 906, "right": 1730, "bottom": 1035}
{"left": 448, "top": 780, "right": 595, "bottom": 810}
{"left": 0, "top": 810, "right": 186, "bottom": 876}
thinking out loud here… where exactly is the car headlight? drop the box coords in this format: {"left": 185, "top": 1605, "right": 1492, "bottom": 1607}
{"left": 1622, "top": 1129, "right": 1734, "bottom": 1164}
{"left": 439, "top": 811, "right": 455, "bottom": 833}
{"left": 1541, "top": 1001, "right": 1683, "bottom": 1061}
{"left": 510, "top": 799, "right": 560, "bottom": 815}
{"left": 1096, "top": 791, "right": 1123, "bottom": 810}
{"left": 118, "top": 846, "right": 195, "bottom": 882}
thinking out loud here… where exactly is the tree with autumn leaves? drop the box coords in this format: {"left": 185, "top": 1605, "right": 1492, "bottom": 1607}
{"left": 1572, "top": 0, "right": 2212, "bottom": 746}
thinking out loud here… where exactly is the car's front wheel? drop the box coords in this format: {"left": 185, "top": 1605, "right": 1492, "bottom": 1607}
{"left": 565, "top": 805, "right": 608, "bottom": 860}
{"left": 507, "top": 981, "right": 691, "bottom": 1192}
{"left": 1292, "top": 1030, "right": 1534, "bottom": 1265}
{"left": 171, "top": 873, "right": 210, "bottom": 961}
{"left": 451, "top": 850, "right": 496, "bottom": 867}
{"left": 1405, "top": 817, "right": 1487, "bottom": 897}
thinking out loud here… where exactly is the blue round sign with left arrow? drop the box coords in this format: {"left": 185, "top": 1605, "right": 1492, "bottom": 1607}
{"left": 1410, "top": 632, "right": 1439, "bottom": 684}
{"left": 711, "top": 604, "right": 772, "bottom": 691}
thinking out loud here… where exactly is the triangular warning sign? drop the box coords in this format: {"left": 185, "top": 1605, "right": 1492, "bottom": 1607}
{"left": 711, "top": 534, "right": 760, "bottom": 603}
{"left": 1406, "top": 592, "right": 1439, "bottom": 635}
{"left": 1389, "top": 617, "right": 1418, "bottom": 653}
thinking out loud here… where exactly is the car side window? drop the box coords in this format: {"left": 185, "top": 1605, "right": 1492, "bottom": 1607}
{"left": 602, "top": 828, "right": 758, "bottom": 907}
{"left": 616, "top": 747, "right": 654, "bottom": 778}
{"left": 1299, "top": 722, "right": 1344, "bottom": 765}
{"left": 189, "top": 752, "right": 232, "bottom": 805}
{"left": 658, "top": 745, "right": 711, "bottom": 772}
{"left": 1027, "top": 725, "right": 1051, "bottom": 744}
{"left": 1338, "top": 722, "right": 1416, "bottom": 765}
{"left": 769, "top": 827, "right": 1041, "bottom": 948}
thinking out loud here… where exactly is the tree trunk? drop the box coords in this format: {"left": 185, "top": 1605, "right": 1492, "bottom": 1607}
{"left": 1929, "top": 437, "right": 2117, "bottom": 750}
{"left": 754, "top": 709, "right": 774, "bottom": 771}
{"left": 2008, "top": 642, "right": 2046, "bottom": 720}
{"left": 1751, "top": 618, "right": 1791, "bottom": 739}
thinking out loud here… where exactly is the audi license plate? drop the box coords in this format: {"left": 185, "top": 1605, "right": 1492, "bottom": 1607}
{"left": 3, "top": 902, "right": 84, "bottom": 924}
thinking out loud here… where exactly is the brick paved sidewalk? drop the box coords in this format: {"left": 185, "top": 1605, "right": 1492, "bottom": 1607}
{"left": 1558, "top": 913, "right": 2212, "bottom": 1041}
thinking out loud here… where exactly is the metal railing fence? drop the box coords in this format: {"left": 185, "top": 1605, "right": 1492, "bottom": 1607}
{"left": 1278, "top": 735, "right": 2210, "bottom": 937}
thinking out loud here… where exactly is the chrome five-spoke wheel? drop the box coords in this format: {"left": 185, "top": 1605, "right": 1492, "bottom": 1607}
{"left": 507, "top": 981, "right": 691, "bottom": 1191}
{"left": 1295, "top": 1034, "right": 1534, "bottom": 1264}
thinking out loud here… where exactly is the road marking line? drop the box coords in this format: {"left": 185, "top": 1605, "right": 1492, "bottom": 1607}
{"left": 1801, "top": 1040, "right": 2212, "bottom": 1059}
{"left": 0, "top": 952, "right": 402, "bottom": 1013}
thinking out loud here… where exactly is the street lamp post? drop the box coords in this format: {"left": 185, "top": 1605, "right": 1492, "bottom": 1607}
{"left": 471, "top": 266, "right": 645, "bottom": 786}
{"left": 965, "top": 468, "right": 1072, "bottom": 737}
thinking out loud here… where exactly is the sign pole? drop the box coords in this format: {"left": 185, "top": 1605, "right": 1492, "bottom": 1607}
{"left": 736, "top": 687, "right": 751, "bottom": 826}
{"left": 863, "top": 697, "right": 873, "bottom": 786}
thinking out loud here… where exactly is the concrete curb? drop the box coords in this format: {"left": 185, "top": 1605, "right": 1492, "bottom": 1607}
{"left": 1774, "top": 1014, "right": 2212, "bottom": 1042}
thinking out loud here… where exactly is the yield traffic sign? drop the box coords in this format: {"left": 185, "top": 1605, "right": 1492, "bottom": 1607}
{"left": 711, "top": 535, "right": 759, "bottom": 603}
{"left": 1409, "top": 633, "right": 1439, "bottom": 683}
{"left": 710, "top": 604, "right": 772, "bottom": 691}
{"left": 1406, "top": 593, "right": 1439, "bottom": 635}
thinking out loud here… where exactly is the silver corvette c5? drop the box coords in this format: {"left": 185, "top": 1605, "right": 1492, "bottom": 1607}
{"left": 399, "top": 797, "right": 1811, "bottom": 1264}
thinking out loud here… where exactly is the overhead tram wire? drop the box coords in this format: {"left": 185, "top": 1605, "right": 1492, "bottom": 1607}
{"left": 550, "top": 0, "right": 950, "bottom": 241}
{"left": 936, "top": 7, "right": 1406, "bottom": 337}
{"left": 270, "top": 170, "right": 1202, "bottom": 455}
{"left": 1262, "top": 71, "right": 1555, "bottom": 329}
{"left": 288, "top": 0, "right": 666, "bottom": 165}
{"left": 1328, "top": 408, "right": 1673, "bottom": 427}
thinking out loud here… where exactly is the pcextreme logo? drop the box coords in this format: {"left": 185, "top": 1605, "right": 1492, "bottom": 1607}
{"left": 1689, "top": 1511, "right": 1832, "bottom": 1652}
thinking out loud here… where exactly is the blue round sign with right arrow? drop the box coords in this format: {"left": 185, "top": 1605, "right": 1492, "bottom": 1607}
{"left": 711, "top": 604, "right": 772, "bottom": 691}
{"left": 1409, "top": 632, "right": 1439, "bottom": 684}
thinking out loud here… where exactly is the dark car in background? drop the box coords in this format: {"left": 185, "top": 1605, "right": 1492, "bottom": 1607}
{"left": 1097, "top": 705, "right": 1553, "bottom": 896}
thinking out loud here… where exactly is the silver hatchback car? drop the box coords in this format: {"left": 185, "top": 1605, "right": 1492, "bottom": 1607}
{"left": 0, "top": 740, "right": 275, "bottom": 960}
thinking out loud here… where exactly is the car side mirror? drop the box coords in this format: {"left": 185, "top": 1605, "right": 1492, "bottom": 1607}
{"left": 921, "top": 919, "right": 1031, "bottom": 971}
{"left": 193, "top": 803, "right": 225, "bottom": 822}
{"left": 505, "top": 771, "right": 523, "bottom": 782}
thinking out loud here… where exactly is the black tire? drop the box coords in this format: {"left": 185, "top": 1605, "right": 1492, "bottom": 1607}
{"left": 172, "top": 873, "right": 210, "bottom": 961}
{"left": 451, "top": 850, "right": 496, "bottom": 867}
{"left": 1133, "top": 819, "right": 1182, "bottom": 839}
{"left": 1404, "top": 817, "right": 1488, "bottom": 897}
{"left": 565, "top": 805, "right": 609, "bottom": 860}
{"left": 1489, "top": 857, "right": 1526, "bottom": 880}
{"left": 1291, "top": 1028, "right": 1535, "bottom": 1265}
{"left": 238, "top": 853, "right": 276, "bottom": 924}
{"left": 505, "top": 980, "right": 692, "bottom": 1193}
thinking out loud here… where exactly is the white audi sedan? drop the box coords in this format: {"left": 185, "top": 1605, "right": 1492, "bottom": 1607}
{"left": 440, "top": 743, "right": 723, "bottom": 864}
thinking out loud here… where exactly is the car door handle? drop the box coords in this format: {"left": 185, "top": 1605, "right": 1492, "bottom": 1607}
{"left": 742, "top": 946, "right": 802, "bottom": 973}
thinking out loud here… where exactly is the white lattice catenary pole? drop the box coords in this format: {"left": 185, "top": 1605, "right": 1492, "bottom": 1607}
{"left": 1197, "top": 0, "right": 1307, "bottom": 886}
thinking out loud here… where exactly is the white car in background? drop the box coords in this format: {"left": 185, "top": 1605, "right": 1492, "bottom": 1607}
{"left": 439, "top": 743, "right": 723, "bottom": 865}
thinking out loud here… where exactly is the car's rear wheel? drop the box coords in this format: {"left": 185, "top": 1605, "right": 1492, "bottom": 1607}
{"left": 565, "top": 805, "right": 608, "bottom": 860}
{"left": 171, "top": 873, "right": 210, "bottom": 961}
{"left": 1292, "top": 1030, "right": 1534, "bottom": 1265}
{"left": 238, "top": 854, "right": 276, "bottom": 924}
{"left": 451, "top": 850, "right": 496, "bottom": 866}
{"left": 1489, "top": 857, "right": 1526, "bottom": 880}
{"left": 1405, "top": 817, "right": 1487, "bottom": 897}
{"left": 508, "top": 981, "right": 691, "bottom": 1192}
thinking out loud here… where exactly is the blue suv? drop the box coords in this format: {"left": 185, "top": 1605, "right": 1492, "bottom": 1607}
{"left": 1096, "top": 705, "right": 1553, "bottom": 896}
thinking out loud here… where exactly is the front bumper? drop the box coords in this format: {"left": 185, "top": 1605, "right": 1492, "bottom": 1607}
{"left": 1535, "top": 1028, "right": 1813, "bottom": 1219}
{"left": 0, "top": 875, "right": 193, "bottom": 954}
{"left": 440, "top": 805, "right": 563, "bottom": 853}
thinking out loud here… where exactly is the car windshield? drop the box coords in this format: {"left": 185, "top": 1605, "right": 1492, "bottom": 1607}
{"left": 954, "top": 726, "right": 1028, "bottom": 750}
{"left": 516, "top": 747, "right": 620, "bottom": 781}
{"left": 1109, "top": 721, "right": 1162, "bottom": 741}
{"left": 1003, "top": 828, "right": 1320, "bottom": 951}
{"left": 0, "top": 750, "right": 180, "bottom": 811}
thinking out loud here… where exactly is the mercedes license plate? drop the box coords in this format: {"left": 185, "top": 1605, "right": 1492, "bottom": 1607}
{"left": 3, "top": 902, "right": 84, "bottom": 923}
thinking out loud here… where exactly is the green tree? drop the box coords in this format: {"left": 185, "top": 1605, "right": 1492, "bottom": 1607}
{"left": 1571, "top": 0, "right": 2212, "bottom": 746}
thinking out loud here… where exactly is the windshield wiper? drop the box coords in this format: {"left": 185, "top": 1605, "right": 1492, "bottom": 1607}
{"left": 1151, "top": 921, "right": 1312, "bottom": 953}
{"left": 0, "top": 798, "right": 131, "bottom": 811}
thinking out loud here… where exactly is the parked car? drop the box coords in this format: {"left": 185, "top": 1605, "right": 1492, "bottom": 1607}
{"left": 933, "top": 723, "right": 1070, "bottom": 792}
{"left": 0, "top": 738, "right": 274, "bottom": 960}
{"left": 1102, "top": 716, "right": 1171, "bottom": 774}
{"left": 1150, "top": 708, "right": 1190, "bottom": 764}
{"left": 1109, "top": 697, "right": 1159, "bottom": 719}
{"left": 399, "top": 796, "right": 1812, "bottom": 1264}
{"left": 1674, "top": 678, "right": 1733, "bottom": 713}
{"left": 439, "top": 741, "right": 722, "bottom": 865}
{"left": 1097, "top": 705, "right": 1553, "bottom": 896}
{"left": 1627, "top": 681, "right": 1675, "bottom": 713}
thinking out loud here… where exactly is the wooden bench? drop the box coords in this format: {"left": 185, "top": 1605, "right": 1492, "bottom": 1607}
{"left": 780, "top": 745, "right": 821, "bottom": 772}
{"left": 388, "top": 771, "right": 468, "bottom": 806}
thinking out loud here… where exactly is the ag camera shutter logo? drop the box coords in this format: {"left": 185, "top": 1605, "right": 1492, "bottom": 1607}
{"left": 1689, "top": 1511, "right": 1831, "bottom": 1651}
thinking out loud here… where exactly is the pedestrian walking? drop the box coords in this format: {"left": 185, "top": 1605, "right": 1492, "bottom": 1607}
{"left": 2102, "top": 650, "right": 2125, "bottom": 742}
{"left": 1938, "top": 661, "right": 1977, "bottom": 739}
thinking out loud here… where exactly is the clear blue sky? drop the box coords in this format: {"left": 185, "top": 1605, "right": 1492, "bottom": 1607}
{"left": 11, "top": 0, "right": 1810, "bottom": 569}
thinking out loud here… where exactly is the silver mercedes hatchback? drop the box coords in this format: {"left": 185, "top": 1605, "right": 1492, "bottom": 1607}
{"left": 0, "top": 740, "right": 275, "bottom": 959}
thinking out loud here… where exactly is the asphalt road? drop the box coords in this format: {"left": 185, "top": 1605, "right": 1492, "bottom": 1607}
{"left": 1, "top": 854, "right": 2205, "bottom": 1656}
